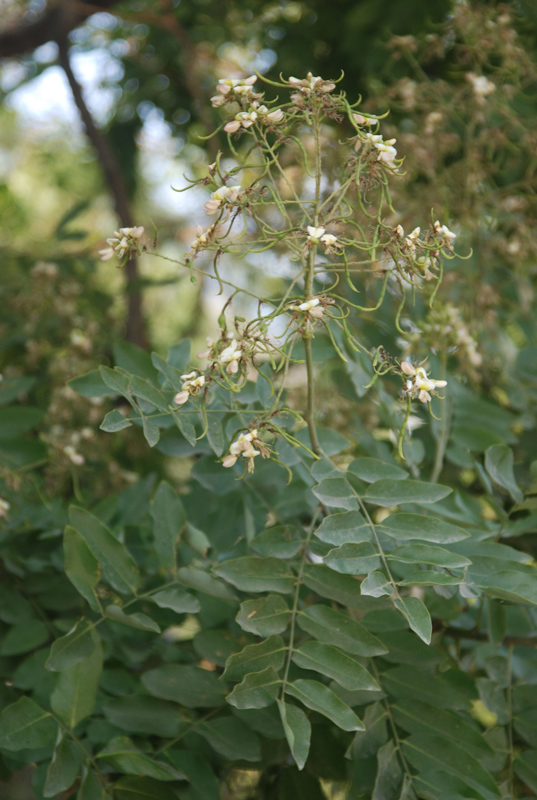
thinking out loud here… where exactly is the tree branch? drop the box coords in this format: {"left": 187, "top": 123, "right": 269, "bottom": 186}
{"left": 57, "top": 36, "right": 147, "bottom": 347}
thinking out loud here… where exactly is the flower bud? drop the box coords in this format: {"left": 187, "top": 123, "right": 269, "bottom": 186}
{"left": 173, "top": 391, "right": 190, "bottom": 405}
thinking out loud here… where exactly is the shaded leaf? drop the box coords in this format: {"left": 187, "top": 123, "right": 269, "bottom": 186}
{"left": 51, "top": 635, "right": 103, "bottom": 728}
{"left": 378, "top": 513, "right": 469, "bottom": 543}
{"left": 97, "top": 736, "right": 184, "bottom": 781}
{"left": 150, "top": 481, "right": 185, "bottom": 570}
{"left": 236, "top": 595, "right": 290, "bottom": 636}
{"left": 286, "top": 679, "right": 364, "bottom": 731}
{"left": 292, "top": 642, "right": 379, "bottom": 692}
{"left": 44, "top": 732, "right": 82, "bottom": 797}
{"left": 227, "top": 666, "right": 281, "bottom": 709}
{"left": 278, "top": 699, "right": 311, "bottom": 770}
{"left": 214, "top": 557, "right": 294, "bottom": 593}
{"left": 104, "top": 605, "right": 161, "bottom": 633}
{"left": 314, "top": 511, "right": 370, "bottom": 546}
{"left": 348, "top": 458, "right": 408, "bottom": 484}
{"left": 297, "top": 605, "right": 388, "bottom": 656}
{"left": 393, "top": 597, "right": 432, "bottom": 645}
{"left": 222, "top": 635, "right": 286, "bottom": 682}
{"left": 323, "top": 542, "right": 380, "bottom": 574}
{"left": 64, "top": 526, "right": 102, "bottom": 613}
{"left": 365, "top": 480, "right": 452, "bottom": 507}
{"left": 142, "top": 664, "right": 227, "bottom": 708}
{"left": 198, "top": 716, "right": 261, "bottom": 762}
{"left": 46, "top": 619, "right": 96, "bottom": 671}
{"left": 0, "top": 697, "right": 57, "bottom": 751}
{"left": 485, "top": 445, "right": 523, "bottom": 504}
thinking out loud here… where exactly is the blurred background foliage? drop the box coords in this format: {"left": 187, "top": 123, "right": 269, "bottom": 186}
{"left": 2, "top": 0, "right": 537, "bottom": 798}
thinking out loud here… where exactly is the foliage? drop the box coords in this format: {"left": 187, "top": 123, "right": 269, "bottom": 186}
{"left": 2, "top": 4, "right": 537, "bottom": 800}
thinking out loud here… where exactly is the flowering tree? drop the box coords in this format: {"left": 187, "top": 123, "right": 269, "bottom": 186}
{"left": 1, "top": 46, "right": 537, "bottom": 800}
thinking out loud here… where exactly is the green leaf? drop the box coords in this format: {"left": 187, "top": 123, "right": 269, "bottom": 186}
{"left": 214, "top": 557, "right": 294, "bottom": 593}
{"left": 113, "top": 776, "right": 178, "bottom": 800}
{"left": 68, "top": 370, "right": 112, "bottom": 398}
{"left": 314, "top": 511, "right": 370, "bottom": 546}
{"left": 64, "top": 526, "right": 102, "bottom": 613}
{"left": 173, "top": 411, "right": 197, "bottom": 447}
{"left": 151, "top": 352, "right": 184, "bottom": 390}
{"left": 393, "top": 597, "right": 432, "bottom": 645}
{"left": 97, "top": 736, "right": 184, "bottom": 781}
{"left": 51, "top": 635, "right": 102, "bottom": 727}
{"left": 0, "top": 697, "right": 57, "bottom": 751}
{"left": 292, "top": 642, "right": 379, "bottom": 692}
{"left": 142, "top": 664, "right": 228, "bottom": 707}
{"left": 378, "top": 513, "right": 469, "bottom": 543}
{"left": 78, "top": 768, "right": 106, "bottom": 800}
{"left": 227, "top": 666, "right": 281, "bottom": 709}
{"left": 401, "top": 734, "right": 500, "bottom": 798}
{"left": 312, "top": 477, "right": 358, "bottom": 510}
{"left": 150, "top": 586, "right": 200, "bottom": 614}
{"left": 166, "top": 751, "right": 219, "bottom": 800}
{"left": 103, "top": 695, "right": 186, "bottom": 737}
{"left": 176, "top": 565, "right": 237, "bottom": 601}
{"left": 222, "top": 635, "right": 287, "bottom": 682}
{"left": 297, "top": 605, "right": 388, "bottom": 656}
{"left": 0, "top": 407, "right": 43, "bottom": 439}
{"left": 365, "top": 480, "right": 452, "bottom": 507}
{"left": 104, "top": 605, "right": 161, "bottom": 633}
{"left": 323, "top": 542, "right": 380, "bottom": 574}
{"left": 100, "top": 366, "right": 131, "bottom": 397}
{"left": 392, "top": 698, "right": 494, "bottom": 759}
{"left": 100, "top": 409, "right": 132, "bottom": 432}
{"left": 371, "top": 740, "right": 402, "bottom": 800}
{"left": 69, "top": 506, "right": 140, "bottom": 595}
{"left": 198, "top": 716, "right": 261, "bottom": 762}
{"left": 128, "top": 374, "right": 167, "bottom": 410}
{"left": 302, "top": 565, "right": 375, "bottom": 609}
{"left": 46, "top": 619, "right": 96, "bottom": 671}
{"left": 277, "top": 699, "right": 311, "bottom": 770}
{"left": 347, "top": 702, "right": 388, "bottom": 760}
{"left": 114, "top": 341, "right": 159, "bottom": 381}
{"left": 236, "top": 595, "right": 290, "bottom": 636}
{"left": 142, "top": 415, "right": 160, "bottom": 447}
{"left": 251, "top": 526, "right": 303, "bottom": 558}
{"left": 150, "top": 481, "right": 184, "bottom": 569}
{"left": 286, "top": 679, "right": 364, "bottom": 732}
{"left": 0, "top": 619, "right": 49, "bottom": 656}
{"left": 485, "top": 445, "right": 523, "bottom": 504}
{"left": 514, "top": 750, "right": 537, "bottom": 793}
{"left": 348, "top": 458, "right": 408, "bottom": 484}
{"left": 388, "top": 543, "right": 471, "bottom": 569}
{"left": 168, "top": 339, "right": 191, "bottom": 371}
{"left": 382, "top": 666, "right": 469, "bottom": 710}
{"left": 399, "top": 571, "right": 462, "bottom": 586}
{"left": 361, "top": 571, "right": 392, "bottom": 598}
{"left": 206, "top": 414, "right": 225, "bottom": 456}
{"left": 44, "top": 732, "right": 82, "bottom": 797}
{"left": 479, "top": 570, "right": 537, "bottom": 605}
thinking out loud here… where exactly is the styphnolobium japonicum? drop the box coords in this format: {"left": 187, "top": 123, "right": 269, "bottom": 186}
{"left": 1, "top": 63, "right": 537, "bottom": 800}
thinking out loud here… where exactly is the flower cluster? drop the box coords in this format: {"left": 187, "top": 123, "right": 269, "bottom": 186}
{"left": 401, "top": 361, "right": 447, "bottom": 404}
{"left": 223, "top": 429, "right": 266, "bottom": 472}
{"left": 289, "top": 73, "right": 335, "bottom": 101}
{"left": 204, "top": 185, "right": 242, "bottom": 216}
{"left": 211, "top": 75, "right": 259, "bottom": 107}
{"left": 288, "top": 296, "right": 324, "bottom": 319}
{"left": 306, "top": 226, "right": 340, "bottom": 250}
{"left": 434, "top": 220, "right": 457, "bottom": 249}
{"left": 218, "top": 338, "right": 243, "bottom": 375}
{"left": 99, "top": 227, "right": 145, "bottom": 261}
{"left": 362, "top": 132, "right": 398, "bottom": 166}
{"left": 190, "top": 224, "right": 218, "bottom": 254}
{"left": 173, "top": 371, "right": 206, "bottom": 406}
{"left": 224, "top": 103, "right": 285, "bottom": 133}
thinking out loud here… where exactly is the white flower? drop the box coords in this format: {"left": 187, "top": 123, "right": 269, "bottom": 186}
{"left": 174, "top": 371, "right": 206, "bottom": 405}
{"left": 404, "top": 227, "right": 421, "bottom": 249}
{"left": 224, "top": 110, "right": 258, "bottom": 133}
{"left": 434, "top": 220, "right": 457, "bottom": 245}
{"left": 466, "top": 72, "right": 495, "bottom": 98}
{"left": 288, "top": 72, "right": 335, "bottom": 93}
{"left": 307, "top": 225, "right": 326, "bottom": 242}
{"left": 219, "top": 338, "right": 243, "bottom": 375}
{"left": 0, "top": 498, "right": 10, "bottom": 517}
{"left": 375, "top": 139, "right": 397, "bottom": 164}
{"left": 63, "top": 445, "right": 85, "bottom": 466}
{"left": 401, "top": 362, "right": 447, "bottom": 404}
{"left": 204, "top": 185, "right": 242, "bottom": 216}
{"left": 354, "top": 114, "right": 378, "bottom": 126}
{"left": 289, "top": 297, "right": 322, "bottom": 317}
{"left": 394, "top": 224, "right": 405, "bottom": 238}
{"left": 191, "top": 224, "right": 216, "bottom": 252}
{"left": 365, "top": 133, "right": 383, "bottom": 145}
{"left": 264, "top": 108, "right": 285, "bottom": 124}
{"left": 99, "top": 226, "right": 145, "bottom": 260}
{"left": 224, "top": 429, "right": 261, "bottom": 472}
{"left": 320, "top": 233, "right": 338, "bottom": 247}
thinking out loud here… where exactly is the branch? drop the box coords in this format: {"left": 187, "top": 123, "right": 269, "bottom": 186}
{"left": 57, "top": 36, "right": 147, "bottom": 348}
{"left": 0, "top": 0, "right": 121, "bottom": 59}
